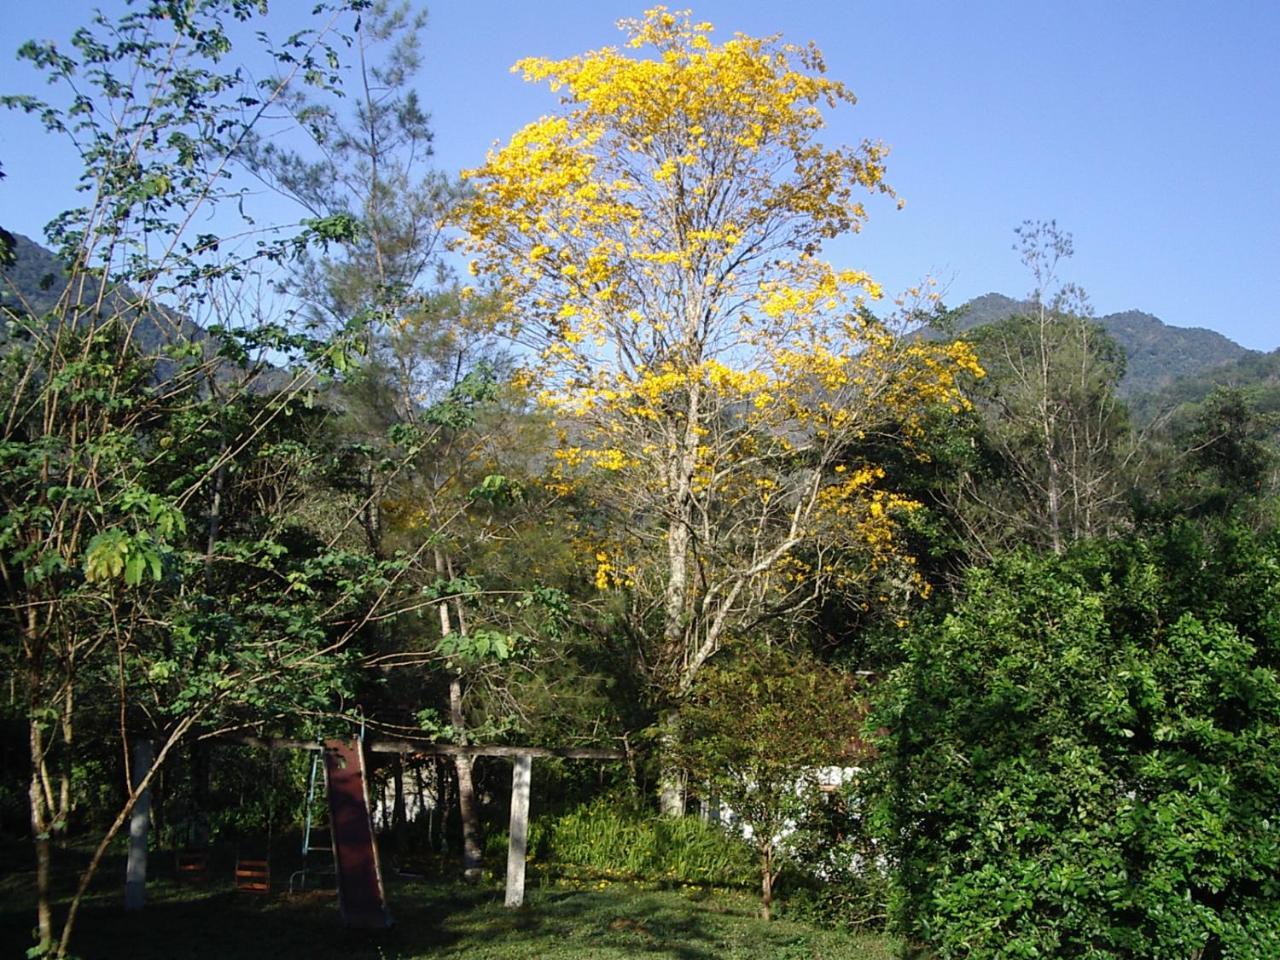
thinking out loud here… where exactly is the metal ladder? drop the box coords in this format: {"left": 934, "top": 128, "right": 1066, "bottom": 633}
{"left": 289, "top": 749, "right": 336, "bottom": 893}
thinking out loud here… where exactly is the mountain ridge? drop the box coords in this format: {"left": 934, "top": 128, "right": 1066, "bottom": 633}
{"left": 952, "top": 292, "right": 1257, "bottom": 397}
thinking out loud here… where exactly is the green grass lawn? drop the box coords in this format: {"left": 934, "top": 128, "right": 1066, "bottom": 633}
{"left": 0, "top": 848, "right": 901, "bottom": 959}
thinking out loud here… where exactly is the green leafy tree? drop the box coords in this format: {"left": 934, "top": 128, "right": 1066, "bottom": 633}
{"left": 674, "top": 646, "right": 866, "bottom": 920}
{"left": 873, "top": 535, "right": 1280, "bottom": 959}
{"left": 1169, "top": 386, "right": 1277, "bottom": 520}
{"left": 243, "top": 0, "right": 493, "bottom": 876}
{"left": 0, "top": 3, "right": 435, "bottom": 954}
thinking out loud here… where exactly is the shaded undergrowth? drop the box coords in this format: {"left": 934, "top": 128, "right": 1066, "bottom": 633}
{"left": 0, "top": 841, "right": 902, "bottom": 960}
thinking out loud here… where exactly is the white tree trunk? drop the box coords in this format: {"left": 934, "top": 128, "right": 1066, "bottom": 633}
{"left": 124, "top": 738, "right": 154, "bottom": 911}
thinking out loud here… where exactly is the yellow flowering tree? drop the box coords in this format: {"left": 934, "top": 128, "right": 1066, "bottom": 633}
{"left": 455, "top": 7, "right": 980, "bottom": 810}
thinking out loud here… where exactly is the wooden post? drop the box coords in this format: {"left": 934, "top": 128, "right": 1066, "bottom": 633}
{"left": 124, "top": 738, "right": 154, "bottom": 911}
{"left": 504, "top": 754, "right": 532, "bottom": 908}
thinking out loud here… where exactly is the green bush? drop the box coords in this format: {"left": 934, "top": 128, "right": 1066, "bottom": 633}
{"left": 521, "top": 799, "right": 755, "bottom": 887}
{"left": 873, "top": 533, "right": 1280, "bottom": 958}
{"left": 781, "top": 781, "right": 891, "bottom": 930}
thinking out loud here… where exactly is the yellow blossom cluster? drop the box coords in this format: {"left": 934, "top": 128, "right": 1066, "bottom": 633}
{"left": 452, "top": 6, "right": 899, "bottom": 362}
{"left": 590, "top": 548, "right": 640, "bottom": 591}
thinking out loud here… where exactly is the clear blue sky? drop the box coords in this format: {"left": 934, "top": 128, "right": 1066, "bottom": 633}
{"left": 3, "top": 1, "right": 1278, "bottom": 349}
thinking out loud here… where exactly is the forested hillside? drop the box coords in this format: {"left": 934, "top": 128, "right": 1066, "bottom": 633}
{"left": 954, "top": 291, "right": 1256, "bottom": 396}
{"left": 1129, "top": 346, "right": 1280, "bottom": 429}
{"left": 8, "top": 235, "right": 1265, "bottom": 420}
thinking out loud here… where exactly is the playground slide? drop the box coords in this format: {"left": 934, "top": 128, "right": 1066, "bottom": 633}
{"left": 323, "top": 739, "right": 392, "bottom": 928}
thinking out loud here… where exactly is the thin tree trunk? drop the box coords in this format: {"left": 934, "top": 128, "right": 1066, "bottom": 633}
{"left": 657, "top": 381, "right": 700, "bottom": 816}
{"left": 1045, "top": 430, "right": 1063, "bottom": 554}
{"left": 760, "top": 845, "right": 775, "bottom": 921}
{"left": 1039, "top": 302, "right": 1064, "bottom": 554}
{"left": 124, "top": 738, "right": 154, "bottom": 911}
{"left": 33, "top": 826, "right": 52, "bottom": 945}
{"left": 29, "top": 718, "right": 53, "bottom": 951}
{"left": 436, "top": 548, "right": 483, "bottom": 879}
{"left": 56, "top": 681, "right": 73, "bottom": 843}
{"left": 26, "top": 611, "right": 61, "bottom": 956}
{"left": 451, "top": 678, "right": 483, "bottom": 881}
{"left": 658, "top": 510, "right": 690, "bottom": 816}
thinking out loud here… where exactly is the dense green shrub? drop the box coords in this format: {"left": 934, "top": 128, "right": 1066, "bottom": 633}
{"left": 874, "top": 534, "right": 1280, "bottom": 958}
{"left": 519, "top": 799, "right": 755, "bottom": 887}
{"left": 781, "top": 781, "right": 891, "bottom": 930}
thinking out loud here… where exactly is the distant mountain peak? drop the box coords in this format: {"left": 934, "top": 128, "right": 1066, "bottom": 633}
{"left": 952, "top": 293, "right": 1256, "bottom": 396}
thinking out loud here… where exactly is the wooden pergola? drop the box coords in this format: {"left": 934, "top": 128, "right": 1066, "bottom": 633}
{"left": 122, "top": 734, "right": 624, "bottom": 912}
{"left": 233, "top": 736, "right": 625, "bottom": 907}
